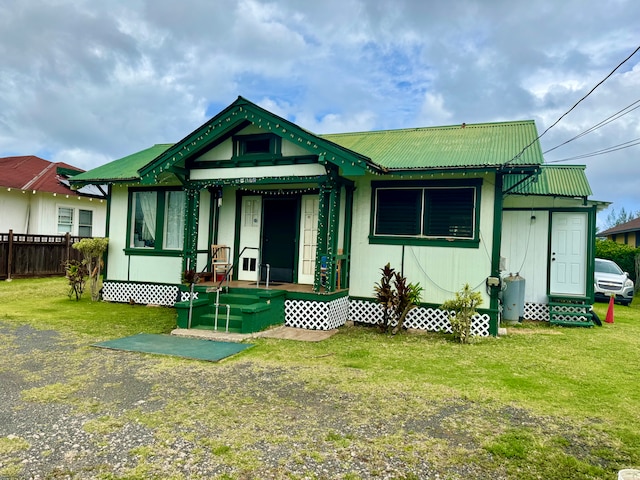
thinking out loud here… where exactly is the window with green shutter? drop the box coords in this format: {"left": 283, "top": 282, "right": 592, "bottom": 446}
{"left": 371, "top": 180, "right": 480, "bottom": 247}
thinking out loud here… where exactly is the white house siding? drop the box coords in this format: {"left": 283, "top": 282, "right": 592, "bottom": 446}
{"left": 348, "top": 173, "right": 497, "bottom": 307}
{"left": 104, "top": 186, "right": 131, "bottom": 281}
{"left": 500, "top": 195, "right": 591, "bottom": 314}
{"left": 32, "top": 195, "right": 106, "bottom": 236}
{"left": 0, "top": 189, "right": 106, "bottom": 236}
{"left": 190, "top": 164, "right": 326, "bottom": 181}
{"left": 215, "top": 187, "right": 238, "bottom": 260}
{"left": 0, "top": 190, "right": 30, "bottom": 232}
{"left": 501, "top": 210, "right": 550, "bottom": 305}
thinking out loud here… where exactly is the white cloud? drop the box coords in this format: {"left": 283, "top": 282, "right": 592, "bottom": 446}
{"left": 0, "top": 0, "right": 639, "bottom": 215}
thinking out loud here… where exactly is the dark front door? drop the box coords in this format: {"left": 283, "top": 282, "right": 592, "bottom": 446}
{"left": 261, "top": 198, "right": 298, "bottom": 283}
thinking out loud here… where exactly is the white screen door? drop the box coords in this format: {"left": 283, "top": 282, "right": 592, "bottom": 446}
{"left": 297, "top": 195, "right": 318, "bottom": 284}
{"left": 238, "top": 196, "right": 262, "bottom": 281}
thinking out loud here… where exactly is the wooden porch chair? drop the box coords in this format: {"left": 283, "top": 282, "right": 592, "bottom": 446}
{"left": 211, "top": 245, "right": 232, "bottom": 282}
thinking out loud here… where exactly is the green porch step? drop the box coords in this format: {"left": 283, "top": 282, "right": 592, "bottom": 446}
{"left": 548, "top": 298, "right": 594, "bottom": 327}
{"left": 211, "top": 293, "right": 263, "bottom": 305}
{"left": 197, "top": 313, "right": 244, "bottom": 332}
{"left": 176, "top": 288, "right": 286, "bottom": 334}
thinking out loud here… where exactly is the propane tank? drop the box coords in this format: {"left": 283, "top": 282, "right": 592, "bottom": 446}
{"left": 503, "top": 273, "right": 525, "bottom": 323}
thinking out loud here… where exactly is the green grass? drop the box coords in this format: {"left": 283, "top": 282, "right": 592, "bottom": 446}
{"left": 1, "top": 276, "right": 640, "bottom": 479}
{"left": 0, "top": 277, "right": 176, "bottom": 340}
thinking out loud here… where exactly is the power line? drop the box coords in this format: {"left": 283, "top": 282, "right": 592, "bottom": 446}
{"left": 543, "top": 99, "right": 640, "bottom": 154}
{"left": 505, "top": 44, "right": 640, "bottom": 165}
{"left": 546, "top": 137, "right": 640, "bottom": 163}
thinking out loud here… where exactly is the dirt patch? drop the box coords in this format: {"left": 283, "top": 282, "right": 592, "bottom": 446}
{"left": 258, "top": 325, "right": 338, "bottom": 341}
{"left": 505, "top": 328, "right": 563, "bottom": 335}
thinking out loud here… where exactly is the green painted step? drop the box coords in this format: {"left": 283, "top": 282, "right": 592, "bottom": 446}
{"left": 198, "top": 313, "right": 244, "bottom": 331}
{"left": 216, "top": 293, "right": 264, "bottom": 305}
{"left": 550, "top": 319, "right": 594, "bottom": 327}
{"left": 548, "top": 298, "right": 594, "bottom": 327}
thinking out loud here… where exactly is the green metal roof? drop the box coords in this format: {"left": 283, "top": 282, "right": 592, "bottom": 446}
{"left": 504, "top": 165, "right": 592, "bottom": 197}
{"left": 71, "top": 144, "right": 173, "bottom": 184}
{"left": 71, "top": 103, "right": 546, "bottom": 187}
{"left": 320, "top": 120, "right": 544, "bottom": 170}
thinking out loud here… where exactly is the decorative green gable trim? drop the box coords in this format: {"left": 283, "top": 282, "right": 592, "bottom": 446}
{"left": 138, "top": 96, "right": 376, "bottom": 185}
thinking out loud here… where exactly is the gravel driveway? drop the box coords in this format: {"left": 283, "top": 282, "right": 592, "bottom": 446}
{"left": 0, "top": 321, "right": 608, "bottom": 479}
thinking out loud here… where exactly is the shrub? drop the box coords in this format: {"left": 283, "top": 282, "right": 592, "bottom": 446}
{"left": 373, "top": 263, "right": 422, "bottom": 334}
{"left": 72, "top": 238, "right": 109, "bottom": 301}
{"left": 441, "top": 284, "right": 483, "bottom": 344}
{"left": 63, "top": 259, "right": 87, "bottom": 301}
{"left": 595, "top": 239, "right": 640, "bottom": 287}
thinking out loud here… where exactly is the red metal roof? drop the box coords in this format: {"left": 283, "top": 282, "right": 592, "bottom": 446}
{"left": 0, "top": 155, "right": 86, "bottom": 195}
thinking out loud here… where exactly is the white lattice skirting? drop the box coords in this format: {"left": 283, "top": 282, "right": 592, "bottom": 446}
{"left": 349, "top": 299, "right": 491, "bottom": 337}
{"left": 285, "top": 296, "right": 350, "bottom": 330}
{"left": 524, "top": 303, "right": 550, "bottom": 322}
{"left": 102, "top": 281, "right": 179, "bottom": 306}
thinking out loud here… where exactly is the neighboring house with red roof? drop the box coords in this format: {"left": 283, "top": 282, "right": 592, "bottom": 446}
{"left": 0, "top": 155, "right": 107, "bottom": 236}
{"left": 599, "top": 217, "right": 640, "bottom": 248}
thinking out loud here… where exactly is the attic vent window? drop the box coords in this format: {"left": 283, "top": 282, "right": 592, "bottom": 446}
{"left": 235, "top": 134, "right": 281, "bottom": 157}
{"left": 243, "top": 138, "right": 271, "bottom": 154}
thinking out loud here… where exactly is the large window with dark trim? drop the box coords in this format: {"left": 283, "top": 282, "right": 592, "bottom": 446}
{"left": 373, "top": 185, "right": 477, "bottom": 240}
{"left": 130, "top": 189, "right": 185, "bottom": 250}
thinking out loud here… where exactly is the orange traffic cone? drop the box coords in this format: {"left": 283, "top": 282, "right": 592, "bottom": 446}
{"left": 605, "top": 295, "right": 615, "bottom": 324}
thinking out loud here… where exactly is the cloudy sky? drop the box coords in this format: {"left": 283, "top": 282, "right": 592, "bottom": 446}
{"left": 1, "top": 0, "right": 638, "bottom": 227}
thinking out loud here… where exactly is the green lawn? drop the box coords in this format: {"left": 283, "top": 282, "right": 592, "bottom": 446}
{"left": 1, "top": 276, "right": 639, "bottom": 479}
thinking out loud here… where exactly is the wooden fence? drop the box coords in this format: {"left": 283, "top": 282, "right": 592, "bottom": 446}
{"left": 0, "top": 230, "right": 87, "bottom": 280}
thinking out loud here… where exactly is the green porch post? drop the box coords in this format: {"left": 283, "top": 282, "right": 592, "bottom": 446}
{"left": 313, "top": 182, "right": 329, "bottom": 293}
{"left": 341, "top": 185, "right": 354, "bottom": 289}
{"left": 326, "top": 178, "right": 341, "bottom": 292}
{"left": 313, "top": 174, "right": 340, "bottom": 293}
{"left": 182, "top": 186, "right": 200, "bottom": 273}
{"left": 489, "top": 174, "right": 504, "bottom": 336}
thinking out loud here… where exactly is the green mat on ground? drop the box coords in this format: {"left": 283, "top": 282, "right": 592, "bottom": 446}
{"left": 93, "top": 333, "right": 253, "bottom": 362}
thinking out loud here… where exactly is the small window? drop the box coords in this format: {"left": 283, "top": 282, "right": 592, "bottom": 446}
{"left": 236, "top": 134, "right": 280, "bottom": 156}
{"left": 243, "top": 138, "right": 271, "bottom": 154}
{"left": 78, "top": 209, "right": 93, "bottom": 237}
{"left": 58, "top": 207, "right": 73, "bottom": 233}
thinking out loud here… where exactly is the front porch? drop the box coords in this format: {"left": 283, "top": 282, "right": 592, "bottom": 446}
{"left": 175, "top": 280, "right": 350, "bottom": 333}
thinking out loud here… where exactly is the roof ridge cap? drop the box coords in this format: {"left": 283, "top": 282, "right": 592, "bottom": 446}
{"left": 21, "top": 161, "right": 56, "bottom": 190}
{"left": 320, "top": 119, "right": 537, "bottom": 136}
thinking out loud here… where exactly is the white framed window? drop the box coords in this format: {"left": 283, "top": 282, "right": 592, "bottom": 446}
{"left": 129, "top": 189, "right": 185, "bottom": 250}
{"left": 78, "top": 209, "right": 93, "bottom": 237}
{"left": 57, "top": 207, "right": 73, "bottom": 233}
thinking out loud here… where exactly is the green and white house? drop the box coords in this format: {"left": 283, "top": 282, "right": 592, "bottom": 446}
{"left": 71, "top": 96, "right": 603, "bottom": 335}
